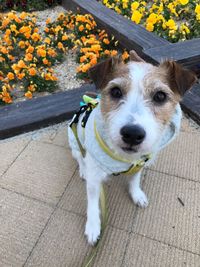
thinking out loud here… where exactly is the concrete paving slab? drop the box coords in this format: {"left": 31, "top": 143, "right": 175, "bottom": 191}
{"left": 0, "top": 187, "right": 53, "bottom": 267}
{"left": 60, "top": 170, "right": 138, "bottom": 231}
{"left": 92, "top": 226, "right": 129, "bottom": 267}
{"left": 52, "top": 126, "right": 69, "bottom": 148}
{"left": 0, "top": 141, "right": 77, "bottom": 205}
{"left": 25, "top": 208, "right": 90, "bottom": 267}
{"left": 0, "top": 138, "right": 29, "bottom": 176}
{"left": 124, "top": 234, "right": 200, "bottom": 267}
{"left": 133, "top": 169, "right": 200, "bottom": 255}
{"left": 151, "top": 131, "right": 200, "bottom": 182}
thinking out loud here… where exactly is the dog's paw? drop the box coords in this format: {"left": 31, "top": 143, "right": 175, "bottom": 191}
{"left": 130, "top": 187, "right": 149, "bottom": 208}
{"left": 85, "top": 220, "right": 101, "bottom": 245}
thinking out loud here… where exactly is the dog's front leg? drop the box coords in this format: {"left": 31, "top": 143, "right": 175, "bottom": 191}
{"left": 84, "top": 153, "right": 107, "bottom": 245}
{"left": 129, "top": 170, "right": 148, "bottom": 208}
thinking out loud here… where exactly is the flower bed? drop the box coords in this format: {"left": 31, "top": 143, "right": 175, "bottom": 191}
{"left": 101, "top": 0, "right": 200, "bottom": 43}
{"left": 0, "top": 9, "right": 128, "bottom": 104}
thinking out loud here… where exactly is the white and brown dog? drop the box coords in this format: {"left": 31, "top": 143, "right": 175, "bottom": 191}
{"left": 68, "top": 51, "right": 197, "bottom": 245}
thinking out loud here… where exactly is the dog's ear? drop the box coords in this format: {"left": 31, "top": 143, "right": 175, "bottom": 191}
{"left": 161, "top": 60, "right": 197, "bottom": 96}
{"left": 129, "top": 50, "right": 145, "bottom": 62}
{"left": 89, "top": 55, "right": 123, "bottom": 89}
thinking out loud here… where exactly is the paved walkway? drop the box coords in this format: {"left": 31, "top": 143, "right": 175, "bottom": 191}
{"left": 0, "top": 116, "right": 200, "bottom": 267}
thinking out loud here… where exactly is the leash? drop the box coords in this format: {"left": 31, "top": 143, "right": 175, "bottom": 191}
{"left": 69, "top": 94, "right": 151, "bottom": 267}
{"left": 81, "top": 185, "right": 108, "bottom": 267}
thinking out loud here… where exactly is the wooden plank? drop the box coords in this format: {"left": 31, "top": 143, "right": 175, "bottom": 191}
{"left": 63, "top": 0, "right": 168, "bottom": 61}
{"left": 0, "top": 84, "right": 96, "bottom": 140}
{"left": 145, "top": 38, "right": 200, "bottom": 74}
{"left": 181, "top": 84, "right": 200, "bottom": 125}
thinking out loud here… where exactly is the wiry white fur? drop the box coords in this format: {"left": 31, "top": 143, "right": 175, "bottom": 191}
{"left": 68, "top": 61, "right": 182, "bottom": 245}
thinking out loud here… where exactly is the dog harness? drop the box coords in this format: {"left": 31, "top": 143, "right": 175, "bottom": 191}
{"left": 69, "top": 94, "right": 151, "bottom": 176}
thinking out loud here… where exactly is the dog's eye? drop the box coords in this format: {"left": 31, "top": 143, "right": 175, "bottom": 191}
{"left": 153, "top": 91, "right": 167, "bottom": 104}
{"left": 110, "top": 87, "right": 122, "bottom": 99}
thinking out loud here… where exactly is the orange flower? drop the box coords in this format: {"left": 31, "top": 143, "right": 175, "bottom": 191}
{"left": 80, "top": 55, "right": 87, "bottom": 63}
{"left": 17, "top": 73, "right": 25, "bottom": 80}
{"left": 103, "top": 38, "right": 110, "bottom": 45}
{"left": 45, "top": 27, "right": 49, "bottom": 33}
{"left": 7, "top": 72, "right": 15, "bottom": 80}
{"left": 8, "top": 55, "right": 15, "bottom": 61}
{"left": 57, "top": 42, "right": 64, "bottom": 50}
{"left": 122, "top": 51, "right": 129, "bottom": 61}
{"left": 31, "top": 33, "right": 41, "bottom": 42}
{"left": 18, "top": 60, "right": 27, "bottom": 69}
{"left": 104, "top": 50, "right": 110, "bottom": 55}
{"left": 29, "top": 68, "right": 37, "bottom": 76}
{"left": 44, "top": 73, "right": 57, "bottom": 81}
{"left": 110, "top": 50, "right": 118, "bottom": 56}
{"left": 25, "top": 53, "right": 33, "bottom": 61}
{"left": 37, "top": 48, "right": 46, "bottom": 57}
{"left": 42, "top": 58, "right": 49, "bottom": 65}
{"left": 25, "top": 91, "right": 33, "bottom": 99}
{"left": 79, "top": 25, "right": 84, "bottom": 31}
{"left": 26, "top": 46, "right": 34, "bottom": 54}
{"left": 46, "top": 18, "right": 51, "bottom": 24}
{"left": 62, "top": 35, "right": 68, "bottom": 41}
{"left": 44, "top": 38, "right": 51, "bottom": 44}
{"left": 18, "top": 41, "right": 26, "bottom": 49}
{"left": 1, "top": 47, "right": 8, "bottom": 54}
{"left": 90, "top": 57, "right": 97, "bottom": 65}
{"left": 47, "top": 48, "right": 57, "bottom": 57}
{"left": 28, "top": 84, "right": 36, "bottom": 92}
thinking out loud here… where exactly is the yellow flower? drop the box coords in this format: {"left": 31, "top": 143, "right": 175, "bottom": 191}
{"left": 131, "top": 2, "right": 139, "bottom": 10}
{"left": 131, "top": 10, "right": 142, "bottom": 24}
{"left": 146, "top": 13, "right": 157, "bottom": 25}
{"left": 146, "top": 23, "right": 154, "bottom": 32}
{"left": 166, "top": 19, "right": 177, "bottom": 30}
{"left": 7, "top": 72, "right": 15, "bottom": 80}
{"left": 179, "top": 0, "right": 189, "bottom": 5}
{"left": 25, "top": 91, "right": 33, "bottom": 99}
{"left": 195, "top": 4, "right": 200, "bottom": 14}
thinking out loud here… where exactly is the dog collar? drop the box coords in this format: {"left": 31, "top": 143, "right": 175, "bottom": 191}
{"left": 94, "top": 120, "right": 151, "bottom": 175}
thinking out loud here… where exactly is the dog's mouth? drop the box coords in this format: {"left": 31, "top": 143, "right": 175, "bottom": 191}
{"left": 121, "top": 146, "right": 138, "bottom": 153}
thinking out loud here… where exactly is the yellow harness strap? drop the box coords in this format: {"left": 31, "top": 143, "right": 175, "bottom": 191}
{"left": 94, "top": 120, "right": 151, "bottom": 176}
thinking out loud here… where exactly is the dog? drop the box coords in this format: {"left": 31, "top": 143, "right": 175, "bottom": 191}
{"left": 68, "top": 50, "right": 197, "bottom": 245}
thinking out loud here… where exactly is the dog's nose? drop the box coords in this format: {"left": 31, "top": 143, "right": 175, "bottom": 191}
{"left": 120, "top": 125, "right": 146, "bottom": 145}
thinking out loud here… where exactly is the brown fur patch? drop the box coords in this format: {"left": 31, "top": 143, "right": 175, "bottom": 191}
{"left": 100, "top": 64, "right": 131, "bottom": 116}
{"left": 142, "top": 66, "right": 180, "bottom": 126}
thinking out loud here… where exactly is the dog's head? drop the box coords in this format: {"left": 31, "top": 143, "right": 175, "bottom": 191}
{"left": 89, "top": 51, "right": 197, "bottom": 155}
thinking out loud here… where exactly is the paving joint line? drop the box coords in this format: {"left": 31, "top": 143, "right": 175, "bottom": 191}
{"left": 0, "top": 185, "right": 55, "bottom": 208}
{"left": 135, "top": 232, "right": 200, "bottom": 257}
{"left": 0, "top": 139, "right": 31, "bottom": 178}
{"left": 22, "top": 166, "right": 78, "bottom": 266}
{"left": 120, "top": 170, "right": 148, "bottom": 267}
{"left": 148, "top": 167, "right": 200, "bottom": 184}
